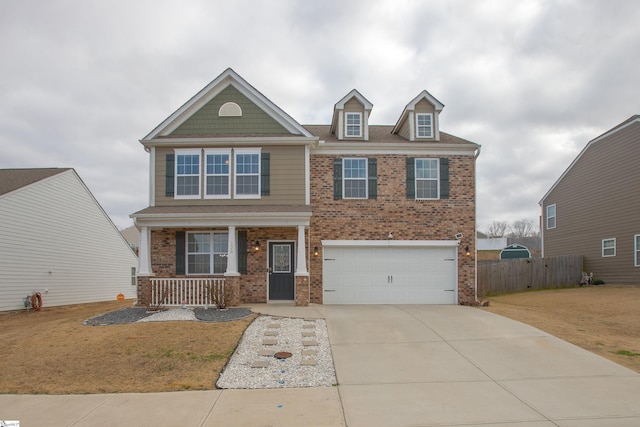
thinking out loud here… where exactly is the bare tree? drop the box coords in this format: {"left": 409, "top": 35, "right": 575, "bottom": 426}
{"left": 509, "top": 219, "right": 537, "bottom": 238}
{"left": 486, "top": 221, "right": 509, "bottom": 238}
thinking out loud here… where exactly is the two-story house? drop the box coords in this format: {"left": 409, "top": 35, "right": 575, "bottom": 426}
{"left": 131, "top": 68, "right": 480, "bottom": 307}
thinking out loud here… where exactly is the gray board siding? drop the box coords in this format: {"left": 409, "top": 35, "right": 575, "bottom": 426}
{"left": 543, "top": 121, "right": 640, "bottom": 283}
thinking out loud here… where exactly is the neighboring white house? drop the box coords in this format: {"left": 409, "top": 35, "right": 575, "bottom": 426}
{"left": 0, "top": 168, "right": 138, "bottom": 311}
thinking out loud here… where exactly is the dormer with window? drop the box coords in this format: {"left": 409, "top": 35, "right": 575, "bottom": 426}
{"left": 330, "top": 89, "right": 373, "bottom": 141}
{"left": 392, "top": 90, "right": 444, "bottom": 142}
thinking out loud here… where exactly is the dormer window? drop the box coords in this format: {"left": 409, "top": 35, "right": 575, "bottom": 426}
{"left": 416, "top": 113, "right": 433, "bottom": 138}
{"left": 346, "top": 113, "right": 362, "bottom": 137}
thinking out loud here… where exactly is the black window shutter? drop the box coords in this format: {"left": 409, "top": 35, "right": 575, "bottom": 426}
{"left": 175, "top": 231, "right": 185, "bottom": 275}
{"left": 406, "top": 157, "right": 415, "bottom": 199}
{"left": 261, "top": 153, "right": 270, "bottom": 196}
{"left": 440, "top": 158, "right": 450, "bottom": 199}
{"left": 333, "top": 158, "right": 343, "bottom": 200}
{"left": 368, "top": 158, "right": 377, "bottom": 199}
{"left": 238, "top": 231, "right": 247, "bottom": 274}
{"left": 166, "top": 154, "right": 175, "bottom": 197}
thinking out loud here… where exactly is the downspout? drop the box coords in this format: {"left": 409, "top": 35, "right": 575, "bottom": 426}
{"left": 473, "top": 146, "right": 481, "bottom": 304}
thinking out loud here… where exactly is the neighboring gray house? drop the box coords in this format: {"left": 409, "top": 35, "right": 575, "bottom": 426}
{"left": 539, "top": 116, "right": 640, "bottom": 283}
{"left": 0, "top": 168, "right": 138, "bottom": 311}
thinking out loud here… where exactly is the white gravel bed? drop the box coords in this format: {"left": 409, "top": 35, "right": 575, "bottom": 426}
{"left": 137, "top": 308, "right": 196, "bottom": 322}
{"left": 216, "top": 315, "right": 337, "bottom": 389}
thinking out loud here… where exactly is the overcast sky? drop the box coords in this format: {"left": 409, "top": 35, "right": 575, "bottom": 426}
{"left": 1, "top": 0, "right": 638, "bottom": 232}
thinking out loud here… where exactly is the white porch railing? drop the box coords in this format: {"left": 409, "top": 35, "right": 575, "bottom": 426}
{"left": 150, "top": 278, "right": 225, "bottom": 307}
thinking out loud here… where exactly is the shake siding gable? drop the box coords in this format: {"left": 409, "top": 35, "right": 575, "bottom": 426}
{"left": 543, "top": 120, "right": 640, "bottom": 283}
{"left": 170, "top": 85, "right": 289, "bottom": 135}
{"left": 0, "top": 170, "right": 138, "bottom": 311}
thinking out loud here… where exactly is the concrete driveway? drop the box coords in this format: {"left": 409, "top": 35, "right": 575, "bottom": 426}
{"left": 317, "top": 304, "right": 640, "bottom": 426}
{"left": 1, "top": 304, "right": 639, "bottom": 426}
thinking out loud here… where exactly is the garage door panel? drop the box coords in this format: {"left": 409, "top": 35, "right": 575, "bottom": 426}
{"left": 323, "top": 245, "right": 457, "bottom": 304}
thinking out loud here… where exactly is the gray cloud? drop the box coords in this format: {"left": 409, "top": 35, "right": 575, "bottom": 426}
{"left": 1, "top": 0, "right": 638, "bottom": 231}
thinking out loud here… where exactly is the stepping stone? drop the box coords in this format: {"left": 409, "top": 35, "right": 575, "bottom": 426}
{"left": 302, "top": 350, "right": 317, "bottom": 356}
{"left": 302, "top": 324, "right": 316, "bottom": 329}
{"left": 259, "top": 349, "right": 275, "bottom": 356}
{"left": 251, "top": 361, "right": 270, "bottom": 368}
{"left": 268, "top": 324, "right": 281, "bottom": 329}
{"left": 302, "top": 340, "right": 318, "bottom": 347}
{"left": 264, "top": 331, "right": 278, "bottom": 336}
{"left": 262, "top": 339, "right": 278, "bottom": 345}
{"left": 302, "top": 332, "right": 316, "bottom": 337}
{"left": 300, "top": 360, "right": 317, "bottom": 366}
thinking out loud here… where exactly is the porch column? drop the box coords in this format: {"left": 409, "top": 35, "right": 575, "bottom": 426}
{"left": 137, "top": 226, "right": 152, "bottom": 276}
{"left": 225, "top": 225, "right": 239, "bottom": 275}
{"left": 295, "top": 225, "right": 308, "bottom": 275}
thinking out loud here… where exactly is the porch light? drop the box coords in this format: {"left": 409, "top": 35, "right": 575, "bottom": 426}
{"left": 313, "top": 246, "right": 319, "bottom": 256}
{"left": 254, "top": 241, "right": 260, "bottom": 251}
{"left": 465, "top": 246, "right": 471, "bottom": 256}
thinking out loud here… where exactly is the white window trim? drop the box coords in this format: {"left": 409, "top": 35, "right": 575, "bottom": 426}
{"left": 415, "top": 158, "right": 440, "bottom": 200}
{"left": 602, "top": 238, "right": 616, "bottom": 257}
{"left": 186, "top": 231, "right": 229, "bottom": 275}
{"left": 204, "top": 149, "right": 231, "bottom": 199}
{"left": 342, "top": 157, "right": 368, "bottom": 199}
{"left": 234, "top": 148, "right": 261, "bottom": 199}
{"left": 546, "top": 204, "right": 556, "bottom": 229}
{"left": 635, "top": 234, "right": 640, "bottom": 267}
{"left": 416, "top": 113, "right": 434, "bottom": 138}
{"left": 345, "top": 112, "right": 362, "bottom": 137}
{"left": 174, "top": 149, "right": 201, "bottom": 200}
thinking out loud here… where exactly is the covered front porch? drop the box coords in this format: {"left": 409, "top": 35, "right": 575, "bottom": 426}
{"left": 131, "top": 205, "right": 312, "bottom": 307}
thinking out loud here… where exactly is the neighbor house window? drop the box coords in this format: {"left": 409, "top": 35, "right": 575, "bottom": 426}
{"left": 175, "top": 149, "right": 201, "bottom": 198}
{"left": 635, "top": 235, "right": 640, "bottom": 266}
{"left": 234, "top": 149, "right": 261, "bottom": 198}
{"left": 345, "top": 112, "right": 362, "bottom": 137}
{"left": 602, "top": 238, "right": 616, "bottom": 257}
{"left": 343, "top": 158, "right": 368, "bottom": 199}
{"left": 416, "top": 113, "right": 433, "bottom": 138}
{"left": 205, "top": 149, "right": 230, "bottom": 198}
{"left": 415, "top": 158, "right": 439, "bottom": 199}
{"left": 187, "top": 232, "right": 228, "bottom": 275}
{"left": 546, "top": 204, "right": 556, "bottom": 229}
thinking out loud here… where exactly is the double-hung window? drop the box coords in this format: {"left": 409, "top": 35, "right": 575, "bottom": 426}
{"left": 416, "top": 113, "right": 433, "bottom": 138}
{"left": 205, "top": 149, "right": 230, "bottom": 198}
{"left": 234, "top": 149, "right": 261, "bottom": 198}
{"left": 175, "top": 149, "right": 201, "bottom": 198}
{"left": 546, "top": 204, "right": 556, "bottom": 229}
{"left": 343, "top": 158, "right": 368, "bottom": 199}
{"left": 602, "top": 238, "right": 616, "bottom": 257}
{"left": 415, "top": 158, "right": 439, "bottom": 199}
{"left": 345, "top": 112, "right": 362, "bottom": 137}
{"left": 635, "top": 235, "right": 640, "bottom": 267}
{"left": 187, "top": 232, "right": 228, "bottom": 275}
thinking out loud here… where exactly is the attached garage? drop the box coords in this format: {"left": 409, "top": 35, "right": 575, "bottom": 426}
{"left": 322, "top": 241, "right": 459, "bottom": 304}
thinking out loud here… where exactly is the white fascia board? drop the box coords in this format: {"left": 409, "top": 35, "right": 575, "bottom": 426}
{"left": 321, "top": 240, "right": 460, "bottom": 247}
{"left": 142, "top": 136, "right": 318, "bottom": 149}
{"left": 312, "top": 143, "right": 479, "bottom": 156}
{"left": 538, "top": 116, "right": 640, "bottom": 205}
{"left": 334, "top": 89, "right": 373, "bottom": 110}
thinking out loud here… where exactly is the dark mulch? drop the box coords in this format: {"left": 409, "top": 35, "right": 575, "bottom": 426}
{"left": 84, "top": 307, "right": 252, "bottom": 326}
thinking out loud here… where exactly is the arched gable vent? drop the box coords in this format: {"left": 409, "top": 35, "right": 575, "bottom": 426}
{"left": 219, "top": 102, "right": 242, "bottom": 117}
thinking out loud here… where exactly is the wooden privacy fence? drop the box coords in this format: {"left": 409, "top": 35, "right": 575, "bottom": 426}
{"left": 478, "top": 255, "right": 583, "bottom": 298}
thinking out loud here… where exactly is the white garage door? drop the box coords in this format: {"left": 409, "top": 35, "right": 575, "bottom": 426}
{"left": 322, "top": 243, "right": 457, "bottom": 304}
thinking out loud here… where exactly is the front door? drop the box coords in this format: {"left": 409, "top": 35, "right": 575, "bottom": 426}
{"left": 269, "top": 242, "right": 295, "bottom": 300}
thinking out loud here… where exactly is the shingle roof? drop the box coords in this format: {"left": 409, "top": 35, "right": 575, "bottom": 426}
{"left": 0, "top": 168, "right": 70, "bottom": 196}
{"left": 132, "top": 204, "right": 312, "bottom": 216}
{"left": 304, "top": 125, "right": 477, "bottom": 145}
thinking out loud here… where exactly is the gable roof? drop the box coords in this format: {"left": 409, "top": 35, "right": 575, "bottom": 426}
{"left": 142, "top": 68, "right": 312, "bottom": 140}
{"left": 0, "top": 168, "right": 70, "bottom": 197}
{"left": 330, "top": 89, "right": 373, "bottom": 135}
{"left": 392, "top": 90, "right": 444, "bottom": 134}
{"left": 539, "top": 115, "right": 640, "bottom": 204}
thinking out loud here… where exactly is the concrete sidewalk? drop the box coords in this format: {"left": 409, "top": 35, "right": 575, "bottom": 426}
{"left": 2, "top": 304, "right": 640, "bottom": 426}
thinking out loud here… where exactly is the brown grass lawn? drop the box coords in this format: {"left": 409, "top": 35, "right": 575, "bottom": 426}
{"left": 483, "top": 285, "right": 640, "bottom": 373}
{"left": 0, "top": 300, "right": 255, "bottom": 394}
